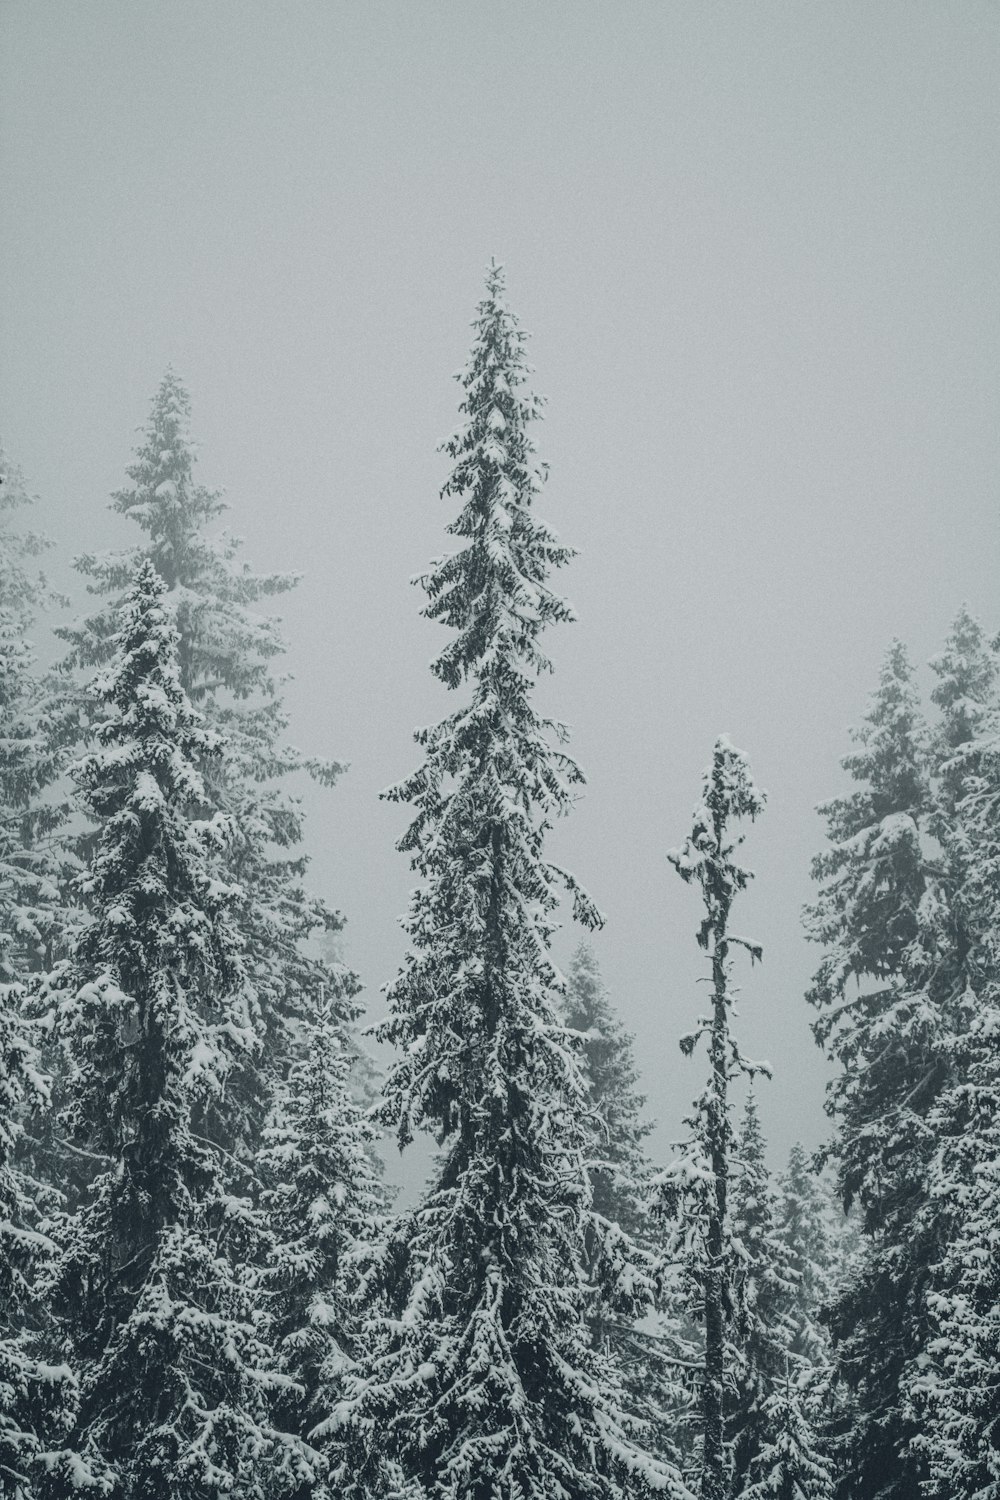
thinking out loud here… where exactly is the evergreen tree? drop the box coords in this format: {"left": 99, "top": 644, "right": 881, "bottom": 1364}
{"left": 804, "top": 641, "right": 943, "bottom": 1500}
{"left": 653, "top": 736, "right": 766, "bottom": 1500}
{"left": 912, "top": 1069, "right": 1000, "bottom": 1498}
{"left": 906, "top": 621, "right": 1000, "bottom": 1497}
{"left": 48, "top": 561, "right": 313, "bottom": 1498}
{"left": 774, "top": 1145, "right": 834, "bottom": 1371}
{"left": 927, "top": 604, "right": 997, "bottom": 823}
{"left": 563, "top": 943, "right": 694, "bottom": 1474}
{"left": 257, "top": 997, "right": 386, "bottom": 1496}
{"left": 740, "top": 1379, "right": 835, "bottom": 1500}
{"left": 57, "top": 371, "right": 358, "bottom": 1117}
{"left": 331, "top": 264, "right": 690, "bottom": 1500}
{"left": 563, "top": 942, "right": 652, "bottom": 1244}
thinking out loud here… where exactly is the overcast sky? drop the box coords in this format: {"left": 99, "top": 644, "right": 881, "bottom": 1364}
{"left": 2, "top": 1, "right": 998, "bottom": 1192}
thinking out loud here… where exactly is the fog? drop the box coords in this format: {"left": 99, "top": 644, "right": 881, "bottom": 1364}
{"left": 3, "top": 0, "right": 998, "bottom": 1194}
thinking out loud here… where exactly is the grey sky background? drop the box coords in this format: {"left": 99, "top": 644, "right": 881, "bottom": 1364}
{"left": 2, "top": 1, "right": 999, "bottom": 1195}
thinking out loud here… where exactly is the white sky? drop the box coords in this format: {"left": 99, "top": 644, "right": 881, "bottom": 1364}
{"left": 3, "top": 1, "right": 999, "bottom": 1193}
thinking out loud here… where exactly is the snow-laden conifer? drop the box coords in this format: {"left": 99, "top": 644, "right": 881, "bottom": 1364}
{"left": 739, "top": 1378, "right": 835, "bottom": 1500}
{"left": 331, "top": 264, "right": 691, "bottom": 1500}
{"left": 653, "top": 737, "right": 766, "bottom": 1500}
{"left": 257, "top": 996, "right": 387, "bottom": 1493}
{"left": 774, "top": 1146, "right": 834, "bottom": 1372}
{"left": 928, "top": 604, "right": 997, "bottom": 823}
{"left": 563, "top": 943, "right": 653, "bottom": 1245}
{"left": 48, "top": 560, "right": 314, "bottom": 1499}
{"left": 564, "top": 944, "right": 695, "bottom": 1474}
{"left": 905, "top": 620, "right": 1000, "bottom": 1498}
{"left": 911, "top": 1080, "right": 1000, "bottom": 1498}
{"left": 804, "top": 641, "right": 944, "bottom": 1499}
{"left": 57, "top": 372, "right": 358, "bottom": 1107}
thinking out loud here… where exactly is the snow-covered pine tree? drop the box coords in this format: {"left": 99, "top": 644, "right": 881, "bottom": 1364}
{"left": 47, "top": 560, "right": 313, "bottom": 1499}
{"left": 774, "top": 1145, "right": 834, "bottom": 1371}
{"left": 804, "top": 640, "right": 943, "bottom": 1500}
{"left": 905, "top": 616, "right": 1000, "bottom": 1497}
{"left": 653, "top": 736, "right": 766, "bottom": 1500}
{"left": 740, "top": 1378, "right": 835, "bottom": 1500}
{"left": 927, "top": 604, "right": 997, "bottom": 825}
{"left": 330, "top": 263, "right": 690, "bottom": 1500}
{"left": 911, "top": 1086, "right": 1000, "bottom": 1498}
{"left": 257, "top": 996, "right": 386, "bottom": 1495}
{"left": 563, "top": 943, "right": 694, "bottom": 1475}
{"left": 56, "top": 371, "right": 359, "bottom": 1119}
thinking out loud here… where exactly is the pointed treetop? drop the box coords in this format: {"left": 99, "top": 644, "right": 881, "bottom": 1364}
{"left": 668, "top": 736, "right": 766, "bottom": 952}
{"left": 929, "top": 604, "right": 996, "bottom": 750}
{"left": 85, "top": 557, "right": 217, "bottom": 811}
{"left": 102, "top": 557, "right": 181, "bottom": 703}
{"left": 740, "top": 1087, "right": 765, "bottom": 1148}
{"left": 484, "top": 255, "right": 506, "bottom": 296}
{"left": 111, "top": 369, "right": 225, "bottom": 548}
{"left": 838, "top": 638, "right": 928, "bottom": 820}
{"left": 0, "top": 442, "right": 54, "bottom": 616}
{"left": 419, "top": 260, "right": 575, "bottom": 695}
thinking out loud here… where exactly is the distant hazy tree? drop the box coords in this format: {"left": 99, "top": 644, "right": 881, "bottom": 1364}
{"left": 0, "top": 445, "right": 71, "bottom": 980}
{"left": 654, "top": 736, "right": 766, "bottom": 1500}
{"left": 331, "top": 264, "right": 690, "bottom": 1500}
{"left": 774, "top": 1145, "right": 834, "bottom": 1370}
{"left": 563, "top": 942, "right": 652, "bottom": 1244}
{"left": 564, "top": 942, "right": 694, "bottom": 1473}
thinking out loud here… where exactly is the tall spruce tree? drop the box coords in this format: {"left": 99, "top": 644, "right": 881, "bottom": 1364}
{"left": 804, "top": 640, "right": 944, "bottom": 1500}
{"left": 653, "top": 736, "right": 766, "bottom": 1500}
{"left": 330, "top": 264, "right": 690, "bottom": 1500}
{"left": 57, "top": 371, "right": 358, "bottom": 1116}
{"left": 905, "top": 617, "right": 1000, "bottom": 1497}
{"left": 47, "top": 561, "right": 313, "bottom": 1499}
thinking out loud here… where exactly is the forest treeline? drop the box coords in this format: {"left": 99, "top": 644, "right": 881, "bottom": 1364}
{"left": 1, "top": 265, "right": 998, "bottom": 1500}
